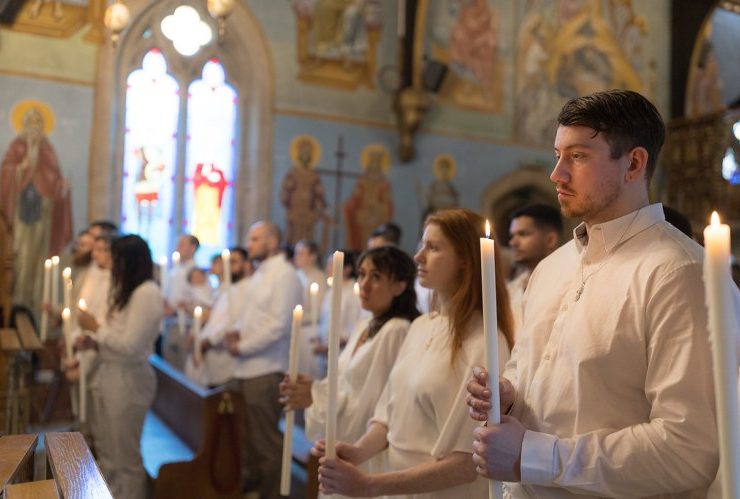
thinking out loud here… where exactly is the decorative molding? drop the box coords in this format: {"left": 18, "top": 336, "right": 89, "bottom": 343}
{"left": 0, "top": 68, "right": 94, "bottom": 86}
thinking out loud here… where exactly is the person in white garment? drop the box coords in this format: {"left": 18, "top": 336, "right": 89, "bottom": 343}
{"left": 314, "top": 208, "right": 515, "bottom": 498}
{"left": 162, "top": 233, "right": 199, "bottom": 368}
{"left": 280, "top": 245, "right": 420, "bottom": 493}
{"left": 222, "top": 221, "right": 302, "bottom": 499}
{"left": 466, "top": 90, "right": 740, "bottom": 497}
{"left": 63, "top": 233, "right": 113, "bottom": 450}
{"left": 293, "top": 239, "right": 327, "bottom": 377}
{"left": 75, "top": 235, "right": 163, "bottom": 499}
{"left": 506, "top": 203, "right": 562, "bottom": 334}
{"left": 190, "top": 246, "right": 251, "bottom": 388}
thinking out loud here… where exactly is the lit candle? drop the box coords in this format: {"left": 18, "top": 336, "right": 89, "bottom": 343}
{"left": 192, "top": 306, "right": 203, "bottom": 365}
{"left": 51, "top": 255, "right": 60, "bottom": 308}
{"left": 353, "top": 281, "right": 360, "bottom": 297}
{"left": 221, "top": 249, "right": 233, "bottom": 320}
{"left": 326, "top": 251, "right": 344, "bottom": 459}
{"left": 158, "top": 256, "right": 168, "bottom": 293}
{"left": 327, "top": 276, "right": 333, "bottom": 288}
{"left": 703, "top": 211, "right": 740, "bottom": 498}
{"left": 63, "top": 267, "right": 72, "bottom": 311}
{"left": 172, "top": 251, "right": 181, "bottom": 266}
{"left": 40, "top": 259, "right": 52, "bottom": 342}
{"left": 310, "top": 282, "right": 319, "bottom": 332}
{"left": 78, "top": 299, "right": 88, "bottom": 312}
{"left": 480, "top": 220, "right": 503, "bottom": 499}
{"left": 62, "top": 307, "right": 73, "bottom": 359}
{"left": 281, "top": 305, "right": 303, "bottom": 496}
{"left": 79, "top": 350, "right": 87, "bottom": 423}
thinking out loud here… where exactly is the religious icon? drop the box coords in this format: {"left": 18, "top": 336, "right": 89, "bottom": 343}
{"left": 280, "top": 135, "right": 330, "bottom": 246}
{"left": 422, "top": 153, "right": 459, "bottom": 223}
{"left": 133, "top": 145, "right": 166, "bottom": 238}
{"left": 291, "top": 0, "right": 383, "bottom": 90}
{"left": 0, "top": 100, "right": 72, "bottom": 311}
{"left": 343, "top": 144, "right": 393, "bottom": 250}
{"left": 193, "top": 162, "right": 228, "bottom": 245}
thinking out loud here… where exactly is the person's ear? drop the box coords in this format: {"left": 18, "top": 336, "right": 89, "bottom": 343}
{"left": 625, "top": 147, "right": 649, "bottom": 183}
{"left": 392, "top": 280, "right": 407, "bottom": 297}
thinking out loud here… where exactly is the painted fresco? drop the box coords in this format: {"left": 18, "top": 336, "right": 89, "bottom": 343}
{"left": 514, "top": 0, "right": 658, "bottom": 147}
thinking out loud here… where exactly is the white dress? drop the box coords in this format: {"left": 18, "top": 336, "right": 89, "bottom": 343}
{"left": 372, "top": 312, "right": 510, "bottom": 499}
{"left": 307, "top": 316, "right": 411, "bottom": 499}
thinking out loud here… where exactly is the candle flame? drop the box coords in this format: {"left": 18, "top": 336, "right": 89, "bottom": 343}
{"left": 45, "top": 259, "right": 52, "bottom": 269}
{"left": 61, "top": 307, "right": 71, "bottom": 320}
{"left": 353, "top": 282, "right": 360, "bottom": 296}
{"left": 294, "top": 304, "right": 303, "bottom": 312}
{"left": 51, "top": 255, "right": 60, "bottom": 265}
{"left": 710, "top": 211, "right": 720, "bottom": 227}
{"left": 158, "top": 256, "right": 168, "bottom": 266}
{"left": 194, "top": 306, "right": 203, "bottom": 317}
{"left": 485, "top": 220, "right": 491, "bottom": 238}
{"left": 78, "top": 299, "right": 88, "bottom": 310}
{"left": 310, "top": 282, "right": 319, "bottom": 294}
{"left": 221, "top": 248, "right": 230, "bottom": 259}
{"left": 172, "top": 251, "right": 181, "bottom": 263}
{"left": 63, "top": 267, "right": 72, "bottom": 279}
{"left": 327, "top": 276, "right": 333, "bottom": 287}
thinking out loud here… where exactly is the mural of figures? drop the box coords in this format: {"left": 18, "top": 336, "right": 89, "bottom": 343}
{"left": 280, "top": 135, "right": 330, "bottom": 246}
{"left": 0, "top": 100, "right": 72, "bottom": 311}
{"left": 343, "top": 144, "right": 393, "bottom": 250}
{"left": 133, "top": 145, "right": 165, "bottom": 238}
{"left": 427, "top": 0, "right": 505, "bottom": 113}
{"left": 192, "top": 162, "right": 228, "bottom": 245}
{"left": 291, "top": 0, "right": 383, "bottom": 89}
{"left": 422, "top": 153, "right": 459, "bottom": 223}
{"left": 515, "top": 0, "right": 655, "bottom": 147}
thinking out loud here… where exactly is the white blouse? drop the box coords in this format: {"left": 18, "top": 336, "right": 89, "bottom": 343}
{"left": 372, "top": 312, "right": 510, "bottom": 499}
{"left": 96, "top": 280, "right": 163, "bottom": 364}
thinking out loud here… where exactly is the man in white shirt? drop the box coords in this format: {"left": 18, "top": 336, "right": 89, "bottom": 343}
{"left": 467, "top": 90, "right": 739, "bottom": 497}
{"left": 162, "top": 234, "right": 198, "bottom": 368}
{"left": 506, "top": 203, "right": 562, "bottom": 334}
{"left": 224, "top": 221, "right": 302, "bottom": 499}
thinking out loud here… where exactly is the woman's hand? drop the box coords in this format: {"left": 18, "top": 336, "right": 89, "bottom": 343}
{"left": 77, "top": 308, "right": 99, "bottom": 333}
{"left": 63, "top": 356, "right": 80, "bottom": 382}
{"left": 311, "top": 440, "right": 365, "bottom": 467}
{"left": 318, "top": 456, "right": 373, "bottom": 497}
{"left": 279, "top": 373, "right": 313, "bottom": 410}
{"left": 74, "top": 334, "right": 98, "bottom": 352}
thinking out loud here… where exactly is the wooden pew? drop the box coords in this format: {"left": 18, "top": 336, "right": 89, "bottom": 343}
{"left": 14, "top": 313, "right": 44, "bottom": 352}
{"left": 5, "top": 479, "right": 59, "bottom": 499}
{"left": 0, "top": 434, "right": 37, "bottom": 490}
{"left": 144, "top": 355, "right": 244, "bottom": 499}
{"left": 45, "top": 432, "right": 113, "bottom": 499}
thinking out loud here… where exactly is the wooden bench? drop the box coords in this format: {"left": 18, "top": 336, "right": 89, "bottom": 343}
{"left": 45, "top": 432, "right": 113, "bottom": 499}
{"left": 5, "top": 479, "right": 59, "bottom": 499}
{"left": 143, "top": 355, "right": 244, "bottom": 499}
{"left": 0, "top": 434, "right": 37, "bottom": 490}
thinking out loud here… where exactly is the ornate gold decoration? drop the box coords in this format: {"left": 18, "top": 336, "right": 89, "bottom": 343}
{"left": 10, "top": 100, "right": 55, "bottom": 135}
{"left": 432, "top": 154, "right": 456, "bottom": 181}
{"left": 360, "top": 144, "right": 390, "bottom": 173}
{"left": 289, "top": 135, "right": 322, "bottom": 169}
{"left": 9, "top": 1, "right": 87, "bottom": 39}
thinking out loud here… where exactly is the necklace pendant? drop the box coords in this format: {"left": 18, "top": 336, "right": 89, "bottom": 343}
{"left": 575, "top": 283, "right": 584, "bottom": 302}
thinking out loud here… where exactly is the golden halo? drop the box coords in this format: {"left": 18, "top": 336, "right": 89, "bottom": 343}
{"left": 10, "top": 100, "right": 55, "bottom": 135}
{"left": 433, "top": 153, "right": 457, "bottom": 181}
{"left": 360, "top": 144, "right": 391, "bottom": 173}
{"left": 289, "top": 135, "right": 321, "bottom": 169}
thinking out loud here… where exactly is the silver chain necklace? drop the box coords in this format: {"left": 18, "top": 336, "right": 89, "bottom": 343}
{"left": 574, "top": 208, "right": 641, "bottom": 302}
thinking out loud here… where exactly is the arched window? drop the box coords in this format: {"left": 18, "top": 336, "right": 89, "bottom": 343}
{"left": 94, "top": 0, "right": 274, "bottom": 265}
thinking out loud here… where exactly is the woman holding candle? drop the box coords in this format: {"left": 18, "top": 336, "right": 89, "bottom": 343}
{"left": 75, "top": 235, "right": 163, "bottom": 499}
{"left": 314, "top": 208, "right": 514, "bottom": 498}
{"left": 280, "top": 246, "right": 420, "bottom": 485}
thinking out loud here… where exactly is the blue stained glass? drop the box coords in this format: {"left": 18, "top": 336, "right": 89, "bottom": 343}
{"left": 121, "top": 49, "right": 180, "bottom": 261}
{"left": 183, "top": 58, "right": 238, "bottom": 264}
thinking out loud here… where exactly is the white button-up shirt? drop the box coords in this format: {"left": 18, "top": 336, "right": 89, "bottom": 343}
{"left": 504, "top": 203, "right": 740, "bottom": 498}
{"left": 232, "top": 253, "right": 302, "bottom": 379}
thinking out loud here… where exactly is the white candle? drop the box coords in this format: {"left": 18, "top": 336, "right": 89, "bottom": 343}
{"left": 703, "top": 211, "right": 740, "bottom": 498}
{"left": 40, "top": 259, "right": 52, "bottom": 342}
{"left": 221, "top": 249, "right": 233, "bottom": 320}
{"left": 192, "top": 306, "right": 203, "bottom": 365}
{"left": 327, "top": 276, "right": 333, "bottom": 288}
{"left": 480, "top": 220, "right": 503, "bottom": 499}
{"left": 172, "top": 251, "right": 181, "bottom": 266}
{"left": 51, "top": 255, "right": 60, "bottom": 308}
{"left": 63, "top": 267, "right": 72, "bottom": 311}
{"left": 281, "top": 305, "right": 303, "bottom": 496}
{"left": 79, "top": 351, "right": 87, "bottom": 423}
{"left": 62, "top": 307, "right": 73, "bottom": 359}
{"left": 325, "top": 251, "right": 344, "bottom": 459}
{"left": 353, "top": 281, "right": 360, "bottom": 297}
{"left": 78, "top": 299, "right": 88, "bottom": 312}
{"left": 158, "top": 256, "right": 168, "bottom": 292}
{"left": 310, "top": 282, "right": 319, "bottom": 331}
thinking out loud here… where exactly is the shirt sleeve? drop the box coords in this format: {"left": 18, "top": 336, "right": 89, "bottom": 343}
{"left": 519, "top": 262, "right": 720, "bottom": 496}
{"left": 97, "top": 282, "right": 163, "bottom": 358}
{"left": 237, "top": 265, "right": 302, "bottom": 357}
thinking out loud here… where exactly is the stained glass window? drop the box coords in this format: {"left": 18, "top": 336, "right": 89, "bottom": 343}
{"left": 183, "top": 59, "right": 238, "bottom": 261}
{"left": 120, "top": 49, "right": 180, "bottom": 261}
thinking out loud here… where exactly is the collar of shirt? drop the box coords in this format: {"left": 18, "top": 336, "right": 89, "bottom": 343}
{"left": 254, "top": 252, "right": 286, "bottom": 276}
{"left": 573, "top": 203, "right": 666, "bottom": 259}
